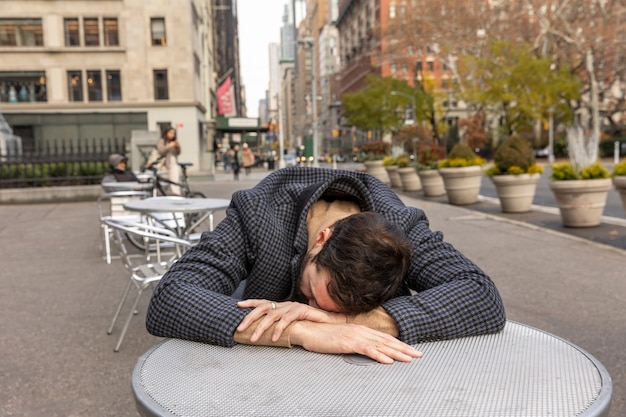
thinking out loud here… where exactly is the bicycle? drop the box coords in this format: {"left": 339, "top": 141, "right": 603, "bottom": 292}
{"left": 126, "top": 161, "right": 206, "bottom": 251}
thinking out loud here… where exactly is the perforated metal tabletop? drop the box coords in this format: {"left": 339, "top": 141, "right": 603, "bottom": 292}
{"left": 132, "top": 321, "right": 612, "bottom": 417}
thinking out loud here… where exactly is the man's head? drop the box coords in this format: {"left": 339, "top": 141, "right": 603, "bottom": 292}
{"left": 299, "top": 212, "right": 411, "bottom": 314}
{"left": 108, "top": 153, "right": 127, "bottom": 170}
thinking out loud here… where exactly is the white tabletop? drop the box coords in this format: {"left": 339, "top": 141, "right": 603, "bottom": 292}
{"left": 124, "top": 196, "right": 231, "bottom": 214}
{"left": 132, "top": 321, "right": 612, "bottom": 417}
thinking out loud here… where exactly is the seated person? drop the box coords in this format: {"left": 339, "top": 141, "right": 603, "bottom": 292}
{"left": 146, "top": 167, "right": 506, "bottom": 364}
{"left": 102, "top": 154, "right": 139, "bottom": 183}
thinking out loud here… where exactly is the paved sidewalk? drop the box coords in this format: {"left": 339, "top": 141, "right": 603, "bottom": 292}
{"left": 1, "top": 167, "right": 624, "bottom": 416}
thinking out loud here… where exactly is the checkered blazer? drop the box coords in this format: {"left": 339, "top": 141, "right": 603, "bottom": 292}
{"left": 146, "top": 167, "right": 505, "bottom": 347}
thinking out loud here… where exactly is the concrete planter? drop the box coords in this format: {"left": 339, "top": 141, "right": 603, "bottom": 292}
{"left": 613, "top": 176, "right": 626, "bottom": 216}
{"left": 439, "top": 165, "right": 483, "bottom": 205}
{"left": 549, "top": 178, "right": 612, "bottom": 227}
{"left": 490, "top": 173, "right": 541, "bottom": 213}
{"left": 385, "top": 165, "right": 403, "bottom": 188}
{"left": 364, "top": 160, "right": 389, "bottom": 184}
{"left": 417, "top": 169, "right": 445, "bottom": 197}
{"left": 397, "top": 167, "right": 421, "bottom": 192}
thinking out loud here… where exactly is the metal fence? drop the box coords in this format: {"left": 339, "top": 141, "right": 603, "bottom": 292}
{"left": 0, "top": 137, "right": 126, "bottom": 188}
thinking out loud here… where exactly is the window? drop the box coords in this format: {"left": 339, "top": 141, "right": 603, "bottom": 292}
{"left": 0, "top": 71, "right": 47, "bottom": 103}
{"left": 67, "top": 70, "right": 83, "bottom": 102}
{"left": 153, "top": 69, "right": 168, "bottom": 100}
{"left": 87, "top": 70, "right": 102, "bottom": 101}
{"left": 427, "top": 61, "right": 434, "bottom": 72}
{"left": 83, "top": 18, "right": 99, "bottom": 46}
{"left": 64, "top": 18, "right": 80, "bottom": 46}
{"left": 103, "top": 18, "right": 119, "bottom": 46}
{"left": 106, "top": 70, "right": 122, "bottom": 101}
{"left": 416, "top": 60, "right": 422, "bottom": 72}
{"left": 0, "top": 18, "right": 43, "bottom": 46}
{"left": 151, "top": 18, "right": 166, "bottom": 46}
{"left": 390, "top": 3, "right": 396, "bottom": 18}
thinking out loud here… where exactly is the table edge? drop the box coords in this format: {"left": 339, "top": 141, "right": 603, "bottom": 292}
{"left": 131, "top": 320, "right": 613, "bottom": 417}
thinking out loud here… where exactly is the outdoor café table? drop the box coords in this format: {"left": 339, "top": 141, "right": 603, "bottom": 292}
{"left": 132, "top": 321, "right": 612, "bottom": 417}
{"left": 123, "top": 196, "right": 230, "bottom": 238}
{"left": 101, "top": 181, "right": 153, "bottom": 193}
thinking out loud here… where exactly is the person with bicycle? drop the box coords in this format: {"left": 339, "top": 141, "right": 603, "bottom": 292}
{"left": 147, "top": 127, "right": 181, "bottom": 195}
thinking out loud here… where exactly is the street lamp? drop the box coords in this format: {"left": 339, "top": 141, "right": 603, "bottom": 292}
{"left": 390, "top": 91, "right": 416, "bottom": 125}
{"left": 298, "top": 37, "right": 319, "bottom": 168}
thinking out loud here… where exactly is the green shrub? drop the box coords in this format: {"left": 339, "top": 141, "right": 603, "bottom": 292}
{"left": 382, "top": 156, "right": 397, "bottom": 166}
{"left": 614, "top": 158, "right": 626, "bottom": 176}
{"left": 493, "top": 135, "right": 535, "bottom": 173}
{"left": 551, "top": 161, "right": 610, "bottom": 180}
{"left": 396, "top": 154, "right": 411, "bottom": 168}
{"left": 438, "top": 142, "right": 485, "bottom": 168}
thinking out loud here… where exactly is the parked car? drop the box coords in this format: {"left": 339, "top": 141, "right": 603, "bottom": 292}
{"left": 534, "top": 146, "right": 549, "bottom": 158}
{"left": 283, "top": 154, "right": 297, "bottom": 167}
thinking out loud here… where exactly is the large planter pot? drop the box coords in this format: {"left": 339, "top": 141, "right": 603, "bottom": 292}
{"left": 385, "top": 165, "right": 403, "bottom": 188}
{"left": 397, "top": 167, "right": 422, "bottom": 192}
{"left": 490, "top": 173, "right": 541, "bottom": 213}
{"left": 417, "top": 169, "right": 445, "bottom": 197}
{"left": 438, "top": 166, "right": 483, "bottom": 205}
{"left": 613, "top": 176, "right": 626, "bottom": 215}
{"left": 364, "top": 160, "right": 389, "bottom": 184}
{"left": 549, "top": 178, "right": 612, "bottom": 227}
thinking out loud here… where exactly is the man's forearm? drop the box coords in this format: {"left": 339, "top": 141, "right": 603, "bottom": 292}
{"left": 233, "top": 317, "right": 294, "bottom": 347}
{"left": 345, "top": 306, "right": 399, "bottom": 337}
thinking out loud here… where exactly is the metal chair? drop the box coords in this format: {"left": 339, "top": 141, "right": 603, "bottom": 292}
{"left": 104, "top": 218, "right": 193, "bottom": 352}
{"left": 97, "top": 190, "right": 150, "bottom": 264}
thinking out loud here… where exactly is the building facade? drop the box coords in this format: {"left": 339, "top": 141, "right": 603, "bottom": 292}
{"left": 0, "top": 0, "right": 219, "bottom": 173}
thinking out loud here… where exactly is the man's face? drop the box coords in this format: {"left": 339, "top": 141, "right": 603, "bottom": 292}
{"left": 298, "top": 248, "right": 342, "bottom": 313}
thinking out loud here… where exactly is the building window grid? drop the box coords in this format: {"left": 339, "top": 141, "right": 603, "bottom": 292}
{"left": 67, "top": 70, "right": 83, "bottom": 102}
{"left": 103, "top": 18, "right": 119, "bottom": 46}
{"left": 106, "top": 70, "right": 122, "bottom": 101}
{"left": 0, "top": 18, "right": 44, "bottom": 46}
{"left": 153, "top": 69, "right": 169, "bottom": 100}
{"left": 86, "top": 70, "right": 103, "bottom": 101}
{"left": 0, "top": 71, "right": 47, "bottom": 103}
{"left": 151, "top": 18, "right": 166, "bottom": 46}
{"left": 83, "top": 18, "right": 100, "bottom": 46}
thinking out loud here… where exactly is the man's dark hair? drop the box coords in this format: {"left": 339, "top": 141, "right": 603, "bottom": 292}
{"left": 311, "top": 211, "right": 411, "bottom": 314}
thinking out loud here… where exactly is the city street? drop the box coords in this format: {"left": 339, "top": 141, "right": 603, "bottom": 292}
{"left": 1, "top": 167, "right": 624, "bottom": 416}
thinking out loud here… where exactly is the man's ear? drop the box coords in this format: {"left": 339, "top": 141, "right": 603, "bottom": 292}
{"left": 314, "top": 227, "right": 332, "bottom": 245}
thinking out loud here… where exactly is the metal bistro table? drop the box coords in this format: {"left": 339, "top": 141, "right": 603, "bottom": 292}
{"left": 132, "top": 321, "right": 612, "bottom": 417}
{"left": 124, "top": 196, "right": 231, "bottom": 238}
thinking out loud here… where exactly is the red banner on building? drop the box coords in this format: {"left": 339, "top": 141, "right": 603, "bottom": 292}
{"left": 217, "top": 77, "right": 235, "bottom": 116}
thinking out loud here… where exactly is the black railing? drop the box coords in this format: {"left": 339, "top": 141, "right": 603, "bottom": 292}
{"left": 0, "top": 137, "right": 125, "bottom": 188}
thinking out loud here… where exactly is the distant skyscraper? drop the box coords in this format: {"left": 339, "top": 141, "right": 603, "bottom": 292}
{"left": 280, "top": 3, "right": 295, "bottom": 60}
{"left": 268, "top": 43, "right": 281, "bottom": 119}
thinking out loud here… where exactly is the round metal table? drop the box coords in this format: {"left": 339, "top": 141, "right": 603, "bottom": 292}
{"left": 132, "top": 321, "right": 612, "bottom": 416}
{"left": 124, "top": 196, "right": 230, "bottom": 236}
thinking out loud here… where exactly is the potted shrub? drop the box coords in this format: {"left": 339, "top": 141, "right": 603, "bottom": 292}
{"left": 360, "top": 141, "right": 390, "bottom": 184}
{"left": 383, "top": 156, "right": 402, "bottom": 188}
{"left": 486, "top": 135, "right": 544, "bottom": 213}
{"left": 415, "top": 143, "right": 445, "bottom": 197}
{"left": 613, "top": 158, "right": 626, "bottom": 216}
{"left": 549, "top": 128, "right": 611, "bottom": 227}
{"left": 437, "top": 143, "right": 485, "bottom": 205}
{"left": 396, "top": 154, "right": 421, "bottom": 192}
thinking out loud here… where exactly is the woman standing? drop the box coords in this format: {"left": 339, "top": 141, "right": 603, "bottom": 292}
{"left": 151, "top": 127, "right": 181, "bottom": 195}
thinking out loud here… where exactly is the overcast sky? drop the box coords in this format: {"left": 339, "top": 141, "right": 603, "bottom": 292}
{"left": 238, "top": 0, "right": 286, "bottom": 117}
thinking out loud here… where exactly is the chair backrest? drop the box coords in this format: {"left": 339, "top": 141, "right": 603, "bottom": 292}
{"left": 104, "top": 218, "right": 193, "bottom": 268}
{"left": 98, "top": 190, "right": 150, "bottom": 220}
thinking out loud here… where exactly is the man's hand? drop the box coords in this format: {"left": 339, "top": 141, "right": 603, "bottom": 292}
{"left": 237, "top": 299, "right": 344, "bottom": 342}
{"left": 290, "top": 321, "right": 422, "bottom": 364}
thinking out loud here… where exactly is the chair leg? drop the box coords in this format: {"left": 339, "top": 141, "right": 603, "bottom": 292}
{"left": 108, "top": 280, "right": 132, "bottom": 335}
{"left": 104, "top": 223, "right": 112, "bottom": 264}
{"left": 114, "top": 287, "right": 144, "bottom": 352}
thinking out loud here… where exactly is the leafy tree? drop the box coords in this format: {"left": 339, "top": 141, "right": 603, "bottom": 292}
{"left": 459, "top": 41, "right": 581, "bottom": 142}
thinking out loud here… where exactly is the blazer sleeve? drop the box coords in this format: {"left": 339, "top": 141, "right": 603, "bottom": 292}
{"left": 382, "top": 206, "right": 506, "bottom": 343}
{"left": 146, "top": 205, "right": 252, "bottom": 347}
